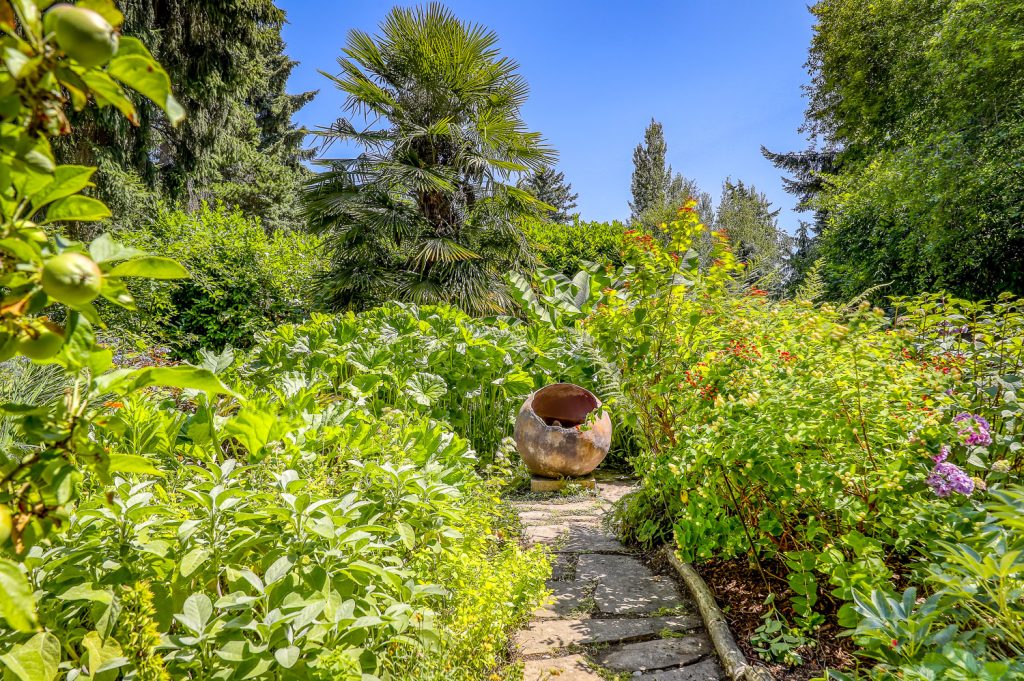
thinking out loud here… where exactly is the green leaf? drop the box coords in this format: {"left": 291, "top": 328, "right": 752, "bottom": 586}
{"left": 29, "top": 166, "right": 95, "bottom": 210}
{"left": 42, "top": 195, "right": 111, "bottom": 224}
{"left": 108, "top": 453, "right": 163, "bottom": 476}
{"left": 0, "top": 559, "right": 38, "bottom": 633}
{"left": 105, "top": 256, "right": 189, "bottom": 279}
{"left": 77, "top": 0, "right": 124, "bottom": 27}
{"left": 81, "top": 630, "right": 123, "bottom": 677}
{"left": 107, "top": 51, "right": 185, "bottom": 125}
{"left": 80, "top": 70, "right": 137, "bottom": 123}
{"left": 396, "top": 522, "right": 415, "bottom": 551}
{"left": 274, "top": 646, "right": 300, "bottom": 669}
{"left": 179, "top": 547, "right": 212, "bottom": 578}
{"left": 89, "top": 233, "right": 146, "bottom": 263}
{"left": 0, "top": 632, "right": 60, "bottom": 681}
{"left": 125, "top": 366, "right": 239, "bottom": 397}
{"left": 0, "top": 238, "right": 40, "bottom": 264}
{"left": 404, "top": 372, "right": 447, "bottom": 407}
{"left": 174, "top": 593, "right": 212, "bottom": 635}
{"left": 222, "top": 407, "right": 285, "bottom": 460}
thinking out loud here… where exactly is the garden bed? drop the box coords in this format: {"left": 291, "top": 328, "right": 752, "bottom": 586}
{"left": 696, "top": 558, "right": 856, "bottom": 680}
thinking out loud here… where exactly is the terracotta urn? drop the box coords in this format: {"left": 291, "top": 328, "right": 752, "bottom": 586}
{"left": 514, "top": 383, "right": 612, "bottom": 478}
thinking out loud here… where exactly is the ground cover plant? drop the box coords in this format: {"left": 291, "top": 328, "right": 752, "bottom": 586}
{"left": 586, "top": 207, "right": 1024, "bottom": 678}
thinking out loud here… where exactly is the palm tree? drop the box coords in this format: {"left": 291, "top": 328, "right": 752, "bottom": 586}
{"left": 304, "top": 3, "right": 555, "bottom": 314}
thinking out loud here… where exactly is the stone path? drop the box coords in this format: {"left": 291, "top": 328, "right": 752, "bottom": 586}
{"left": 513, "top": 476, "right": 726, "bottom": 680}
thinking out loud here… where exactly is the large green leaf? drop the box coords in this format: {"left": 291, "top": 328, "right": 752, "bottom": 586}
{"left": 126, "top": 366, "right": 240, "bottom": 397}
{"left": 79, "top": 70, "right": 137, "bottom": 123}
{"left": 404, "top": 372, "right": 447, "bottom": 407}
{"left": 0, "top": 632, "right": 60, "bottom": 681}
{"left": 42, "top": 195, "right": 111, "bottom": 224}
{"left": 29, "top": 166, "right": 95, "bottom": 210}
{"left": 105, "top": 256, "right": 189, "bottom": 279}
{"left": 108, "top": 453, "right": 163, "bottom": 476}
{"left": 89, "top": 233, "right": 146, "bottom": 264}
{"left": 107, "top": 43, "right": 185, "bottom": 126}
{"left": 0, "top": 559, "right": 37, "bottom": 632}
{"left": 222, "top": 407, "right": 287, "bottom": 460}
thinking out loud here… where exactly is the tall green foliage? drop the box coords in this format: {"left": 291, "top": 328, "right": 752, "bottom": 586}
{"left": 804, "top": 0, "right": 1024, "bottom": 299}
{"left": 112, "top": 203, "right": 325, "bottom": 356}
{"left": 628, "top": 119, "right": 669, "bottom": 224}
{"left": 522, "top": 219, "right": 628, "bottom": 276}
{"left": 517, "top": 165, "right": 579, "bottom": 222}
{"left": 0, "top": 0, "right": 240, "bottom": 637}
{"left": 714, "top": 179, "right": 790, "bottom": 291}
{"left": 304, "top": 3, "right": 554, "bottom": 315}
{"left": 58, "top": 0, "right": 313, "bottom": 232}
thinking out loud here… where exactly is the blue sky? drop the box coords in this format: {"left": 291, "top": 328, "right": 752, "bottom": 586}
{"left": 278, "top": 1, "right": 815, "bottom": 232}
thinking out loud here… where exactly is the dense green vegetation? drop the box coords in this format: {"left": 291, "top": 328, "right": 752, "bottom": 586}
{"left": 1, "top": 306, "right": 564, "bottom": 679}
{"left": 769, "top": 0, "right": 1024, "bottom": 300}
{"left": 110, "top": 203, "right": 324, "bottom": 356}
{"left": 2, "top": 0, "right": 1023, "bottom": 679}
{"left": 588, "top": 210, "right": 1024, "bottom": 678}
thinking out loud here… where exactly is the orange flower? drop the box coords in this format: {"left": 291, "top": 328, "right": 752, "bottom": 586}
{"left": 103, "top": 401, "right": 124, "bottom": 409}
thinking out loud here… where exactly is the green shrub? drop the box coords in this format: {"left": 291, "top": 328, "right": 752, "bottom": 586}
{"left": 248, "top": 302, "right": 602, "bottom": 464}
{"left": 523, "top": 218, "right": 628, "bottom": 276}
{"left": 586, "top": 209, "right": 1024, "bottom": 671}
{"left": 113, "top": 202, "right": 325, "bottom": 355}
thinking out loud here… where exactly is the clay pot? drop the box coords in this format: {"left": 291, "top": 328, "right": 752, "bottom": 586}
{"left": 514, "top": 383, "right": 612, "bottom": 478}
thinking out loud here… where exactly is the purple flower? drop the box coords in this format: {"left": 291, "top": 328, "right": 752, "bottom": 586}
{"left": 953, "top": 413, "right": 992, "bottom": 447}
{"left": 933, "top": 444, "right": 951, "bottom": 463}
{"left": 926, "top": 460, "right": 975, "bottom": 498}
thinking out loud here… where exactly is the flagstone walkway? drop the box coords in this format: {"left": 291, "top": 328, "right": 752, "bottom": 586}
{"left": 513, "top": 475, "right": 726, "bottom": 680}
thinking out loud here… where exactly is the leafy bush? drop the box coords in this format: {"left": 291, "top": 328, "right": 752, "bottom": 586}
{"left": 0, "top": 305, "right": 554, "bottom": 679}
{"left": 522, "top": 219, "right": 628, "bottom": 276}
{"left": 586, "top": 208, "right": 1024, "bottom": 671}
{"left": 835, "top": 487, "right": 1024, "bottom": 680}
{"left": 114, "top": 202, "right": 325, "bottom": 355}
{"left": 248, "top": 302, "right": 600, "bottom": 464}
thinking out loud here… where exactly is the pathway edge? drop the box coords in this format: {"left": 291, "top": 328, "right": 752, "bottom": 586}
{"left": 664, "top": 547, "right": 775, "bottom": 681}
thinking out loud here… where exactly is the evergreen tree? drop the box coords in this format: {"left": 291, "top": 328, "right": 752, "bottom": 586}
{"left": 760, "top": 145, "right": 837, "bottom": 289}
{"left": 760, "top": 145, "right": 837, "bottom": 234}
{"left": 629, "top": 119, "right": 669, "bottom": 223}
{"left": 714, "top": 180, "right": 790, "bottom": 291}
{"left": 57, "top": 0, "right": 314, "bottom": 232}
{"left": 518, "top": 166, "right": 579, "bottom": 223}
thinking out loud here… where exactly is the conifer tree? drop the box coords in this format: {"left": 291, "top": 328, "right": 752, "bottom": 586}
{"left": 629, "top": 119, "right": 669, "bottom": 223}
{"left": 518, "top": 166, "right": 579, "bottom": 223}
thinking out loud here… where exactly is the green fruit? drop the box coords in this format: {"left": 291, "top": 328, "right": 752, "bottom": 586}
{"left": 0, "top": 506, "right": 11, "bottom": 545}
{"left": 42, "top": 252, "right": 103, "bottom": 306}
{"left": 16, "top": 320, "right": 65, "bottom": 360}
{"left": 44, "top": 4, "right": 118, "bottom": 68}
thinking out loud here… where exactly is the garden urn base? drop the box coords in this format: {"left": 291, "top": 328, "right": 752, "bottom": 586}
{"left": 529, "top": 473, "right": 597, "bottom": 493}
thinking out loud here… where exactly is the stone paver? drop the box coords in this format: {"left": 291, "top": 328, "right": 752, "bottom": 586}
{"left": 595, "top": 574, "right": 686, "bottom": 614}
{"left": 517, "top": 615, "right": 703, "bottom": 655}
{"left": 557, "top": 524, "right": 629, "bottom": 553}
{"left": 523, "top": 654, "right": 602, "bottom": 681}
{"left": 576, "top": 553, "right": 655, "bottom": 581}
{"left": 513, "top": 500, "right": 608, "bottom": 515}
{"left": 641, "top": 657, "right": 727, "bottom": 680}
{"left": 514, "top": 478, "right": 723, "bottom": 679}
{"left": 593, "top": 635, "right": 713, "bottom": 672}
{"left": 534, "top": 582, "right": 591, "bottom": 618}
